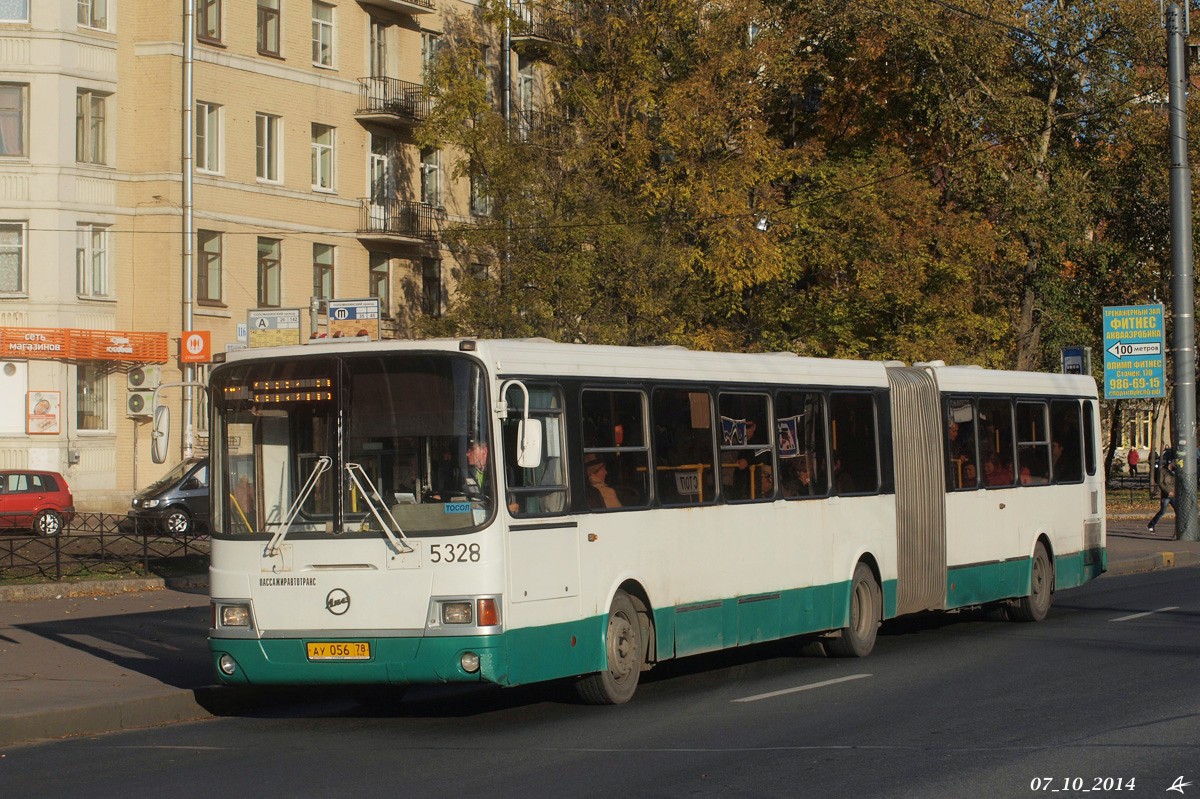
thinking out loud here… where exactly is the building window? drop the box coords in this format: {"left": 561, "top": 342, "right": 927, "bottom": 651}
{"left": 76, "top": 362, "right": 107, "bottom": 431}
{"left": 0, "top": 0, "right": 29, "bottom": 23}
{"left": 311, "top": 123, "right": 334, "bottom": 191}
{"left": 313, "top": 243, "right": 334, "bottom": 309}
{"left": 197, "top": 0, "right": 221, "bottom": 43}
{"left": 77, "top": 0, "right": 106, "bottom": 30}
{"left": 470, "top": 164, "right": 491, "bottom": 217}
{"left": 370, "top": 20, "right": 387, "bottom": 78}
{"left": 0, "top": 222, "right": 25, "bottom": 294}
{"left": 257, "top": 237, "right": 281, "bottom": 307}
{"left": 196, "top": 101, "right": 221, "bottom": 173}
{"left": 369, "top": 253, "right": 389, "bottom": 315}
{"left": 76, "top": 223, "right": 110, "bottom": 298}
{"left": 256, "top": 113, "right": 280, "bottom": 181}
{"left": 421, "top": 32, "right": 440, "bottom": 85}
{"left": 197, "top": 230, "right": 222, "bottom": 303}
{"left": 312, "top": 2, "right": 334, "bottom": 67}
{"left": 257, "top": 0, "right": 280, "bottom": 56}
{"left": 75, "top": 90, "right": 107, "bottom": 165}
{"left": 420, "top": 148, "right": 440, "bottom": 207}
{"left": 422, "top": 258, "right": 441, "bottom": 317}
{"left": 0, "top": 84, "right": 26, "bottom": 157}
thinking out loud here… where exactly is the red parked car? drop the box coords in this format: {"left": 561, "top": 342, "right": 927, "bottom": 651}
{"left": 0, "top": 470, "right": 75, "bottom": 536}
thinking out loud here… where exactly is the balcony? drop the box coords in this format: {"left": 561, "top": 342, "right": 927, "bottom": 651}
{"left": 511, "top": 1, "right": 568, "bottom": 61}
{"left": 356, "top": 77, "right": 433, "bottom": 127}
{"left": 356, "top": 0, "right": 435, "bottom": 17}
{"left": 358, "top": 198, "right": 442, "bottom": 243}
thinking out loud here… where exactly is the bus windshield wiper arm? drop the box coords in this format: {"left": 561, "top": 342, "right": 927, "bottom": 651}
{"left": 345, "top": 462, "right": 413, "bottom": 553}
{"left": 264, "top": 455, "right": 332, "bottom": 556}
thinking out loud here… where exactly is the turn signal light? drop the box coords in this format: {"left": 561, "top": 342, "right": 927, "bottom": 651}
{"left": 477, "top": 598, "right": 499, "bottom": 627}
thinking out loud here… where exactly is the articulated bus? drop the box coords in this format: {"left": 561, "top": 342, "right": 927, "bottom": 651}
{"left": 206, "top": 338, "right": 1105, "bottom": 703}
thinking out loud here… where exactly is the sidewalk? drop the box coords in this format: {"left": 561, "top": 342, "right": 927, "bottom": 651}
{"left": 2, "top": 521, "right": 1199, "bottom": 749}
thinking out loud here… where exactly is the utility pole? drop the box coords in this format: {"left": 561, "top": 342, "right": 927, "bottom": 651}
{"left": 182, "top": 0, "right": 196, "bottom": 460}
{"left": 1165, "top": 2, "right": 1199, "bottom": 541}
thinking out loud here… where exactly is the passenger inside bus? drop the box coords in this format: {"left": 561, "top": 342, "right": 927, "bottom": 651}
{"left": 584, "top": 453, "right": 629, "bottom": 509}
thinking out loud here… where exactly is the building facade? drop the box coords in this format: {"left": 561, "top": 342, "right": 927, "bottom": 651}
{"left": 0, "top": 0, "right": 492, "bottom": 509}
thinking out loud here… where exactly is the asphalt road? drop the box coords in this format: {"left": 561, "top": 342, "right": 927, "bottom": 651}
{"left": 3, "top": 567, "right": 1198, "bottom": 799}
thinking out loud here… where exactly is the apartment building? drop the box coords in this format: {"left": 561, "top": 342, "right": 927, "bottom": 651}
{"left": 0, "top": 0, "right": 490, "bottom": 510}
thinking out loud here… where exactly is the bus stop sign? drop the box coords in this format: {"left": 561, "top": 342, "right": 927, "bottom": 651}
{"left": 1102, "top": 304, "right": 1165, "bottom": 399}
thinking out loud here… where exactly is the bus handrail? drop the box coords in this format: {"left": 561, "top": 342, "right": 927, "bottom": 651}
{"left": 265, "top": 455, "right": 332, "bottom": 556}
{"left": 344, "top": 462, "right": 413, "bottom": 554}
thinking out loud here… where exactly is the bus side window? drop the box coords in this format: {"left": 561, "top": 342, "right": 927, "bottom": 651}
{"left": 580, "top": 389, "right": 650, "bottom": 510}
{"left": 775, "top": 390, "right": 829, "bottom": 499}
{"left": 1082, "top": 401, "right": 1097, "bottom": 476}
{"left": 1016, "top": 401, "right": 1051, "bottom": 485}
{"left": 503, "top": 384, "right": 568, "bottom": 516}
{"left": 718, "top": 392, "right": 773, "bottom": 502}
{"left": 946, "top": 397, "right": 979, "bottom": 490}
{"left": 1050, "top": 399, "right": 1082, "bottom": 484}
{"left": 828, "top": 392, "right": 880, "bottom": 495}
{"left": 652, "top": 388, "right": 717, "bottom": 506}
{"left": 979, "top": 398, "right": 1015, "bottom": 488}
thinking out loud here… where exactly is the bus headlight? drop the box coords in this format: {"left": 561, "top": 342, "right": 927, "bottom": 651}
{"left": 441, "top": 602, "right": 473, "bottom": 625}
{"left": 220, "top": 604, "right": 251, "bottom": 627}
{"left": 219, "top": 654, "right": 238, "bottom": 675}
{"left": 460, "top": 652, "right": 480, "bottom": 673}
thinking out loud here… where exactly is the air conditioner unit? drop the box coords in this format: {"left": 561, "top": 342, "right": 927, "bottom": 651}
{"left": 127, "top": 365, "right": 162, "bottom": 391}
{"left": 127, "top": 389, "right": 154, "bottom": 418}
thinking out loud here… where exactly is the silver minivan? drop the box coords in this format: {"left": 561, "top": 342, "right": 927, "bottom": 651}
{"left": 127, "top": 458, "right": 209, "bottom": 534}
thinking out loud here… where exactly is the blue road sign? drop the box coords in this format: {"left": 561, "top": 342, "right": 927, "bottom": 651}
{"left": 1102, "top": 304, "right": 1165, "bottom": 399}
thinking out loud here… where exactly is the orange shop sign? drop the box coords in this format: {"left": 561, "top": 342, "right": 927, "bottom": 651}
{"left": 180, "top": 331, "right": 211, "bottom": 364}
{"left": 0, "top": 327, "right": 169, "bottom": 363}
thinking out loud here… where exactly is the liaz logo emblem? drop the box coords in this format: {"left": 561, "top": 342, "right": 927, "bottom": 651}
{"left": 325, "top": 588, "right": 350, "bottom": 615}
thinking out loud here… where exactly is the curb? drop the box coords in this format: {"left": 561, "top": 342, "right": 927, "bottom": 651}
{"left": 0, "top": 685, "right": 351, "bottom": 749}
{"left": 0, "top": 574, "right": 208, "bottom": 603}
{"left": 1105, "top": 550, "right": 1200, "bottom": 577}
{"left": 0, "top": 690, "right": 214, "bottom": 749}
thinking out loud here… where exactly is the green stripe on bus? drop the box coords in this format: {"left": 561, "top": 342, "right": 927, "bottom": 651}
{"left": 946, "top": 547, "right": 1106, "bottom": 608}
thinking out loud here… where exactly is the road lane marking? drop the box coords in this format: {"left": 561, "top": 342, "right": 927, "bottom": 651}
{"left": 60, "top": 633, "right": 153, "bottom": 660}
{"left": 732, "top": 673, "right": 872, "bottom": 703}
{"left": 1110, "top": 606, "right": 1179, "bottom": 622}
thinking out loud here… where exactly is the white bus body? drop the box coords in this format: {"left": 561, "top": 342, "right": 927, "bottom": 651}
{"left": 207, "top": 340, "right": 1104, "bottom": 702}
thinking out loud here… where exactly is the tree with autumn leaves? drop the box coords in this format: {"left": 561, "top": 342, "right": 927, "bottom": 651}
{"left": 417, "top": 0, "right": 1180, "bottom": 373}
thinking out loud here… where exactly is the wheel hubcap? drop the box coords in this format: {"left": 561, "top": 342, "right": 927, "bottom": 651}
{"left": 608, "top": 612, "right": 635, "bottom": 681}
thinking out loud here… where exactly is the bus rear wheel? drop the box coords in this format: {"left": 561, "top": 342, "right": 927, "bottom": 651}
{"left": 576, "top": 591, "right": 643, "bottom": 705}
{"left": 828, "top": 563, "right": 880, "bottom": 658}
{"left": 1009, "top": 542, "right": 1053, "bottom": 622}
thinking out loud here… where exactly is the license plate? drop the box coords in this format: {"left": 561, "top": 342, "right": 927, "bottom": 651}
{"left": 306, "top": 641, "right": 371, "bottom": 660}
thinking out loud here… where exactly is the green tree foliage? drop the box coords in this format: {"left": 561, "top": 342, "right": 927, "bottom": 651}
{"left": 419, "top": 0, "right": 1175, "bottom": 371}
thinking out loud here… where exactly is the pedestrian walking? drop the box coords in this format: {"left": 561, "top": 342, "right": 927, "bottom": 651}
{"left": 1127, "top": 448, "right": 1140, "bottom": 476}
{"left": 1148, "top": 450, "right": 1176, "bottom": 533}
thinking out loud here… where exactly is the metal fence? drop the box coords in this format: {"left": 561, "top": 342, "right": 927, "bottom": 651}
{"left": 0, "top": 512, "right": 209, "bottom": 583}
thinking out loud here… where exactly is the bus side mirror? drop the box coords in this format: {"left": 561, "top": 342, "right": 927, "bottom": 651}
{"left": 151, "top": 405, "right": 171, "bottom": 464}
{"left": 517, "top": 419, "right": 543, "bottom": 469}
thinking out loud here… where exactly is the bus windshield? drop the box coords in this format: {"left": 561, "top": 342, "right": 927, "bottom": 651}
{"left": 210, "top": 352, "right": 492, "bottom": 538}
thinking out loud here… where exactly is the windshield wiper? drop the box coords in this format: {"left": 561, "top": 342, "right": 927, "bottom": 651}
{"left": 345, "top": 462, "right": 413, "bottom": 554}
{"left": 264, "top": 455, "right": 332, "bottom": 557}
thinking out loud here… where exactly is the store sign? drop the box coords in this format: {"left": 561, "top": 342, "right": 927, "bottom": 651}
{"left": 180, "top": 331, "right": 212, "bottom": 364}
{"left": 0, "top": 327, "right": 169, "bottom": 362}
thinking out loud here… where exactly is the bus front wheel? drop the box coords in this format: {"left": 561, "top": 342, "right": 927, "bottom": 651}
{"left": 1009, "top": 542, "right": 1053, "bottom": 622}
{"left": 828, "top": 563, "right": 880, "bottom": 658}
{"left": 576, "top": 591, "right": 643, "bottom": 705}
